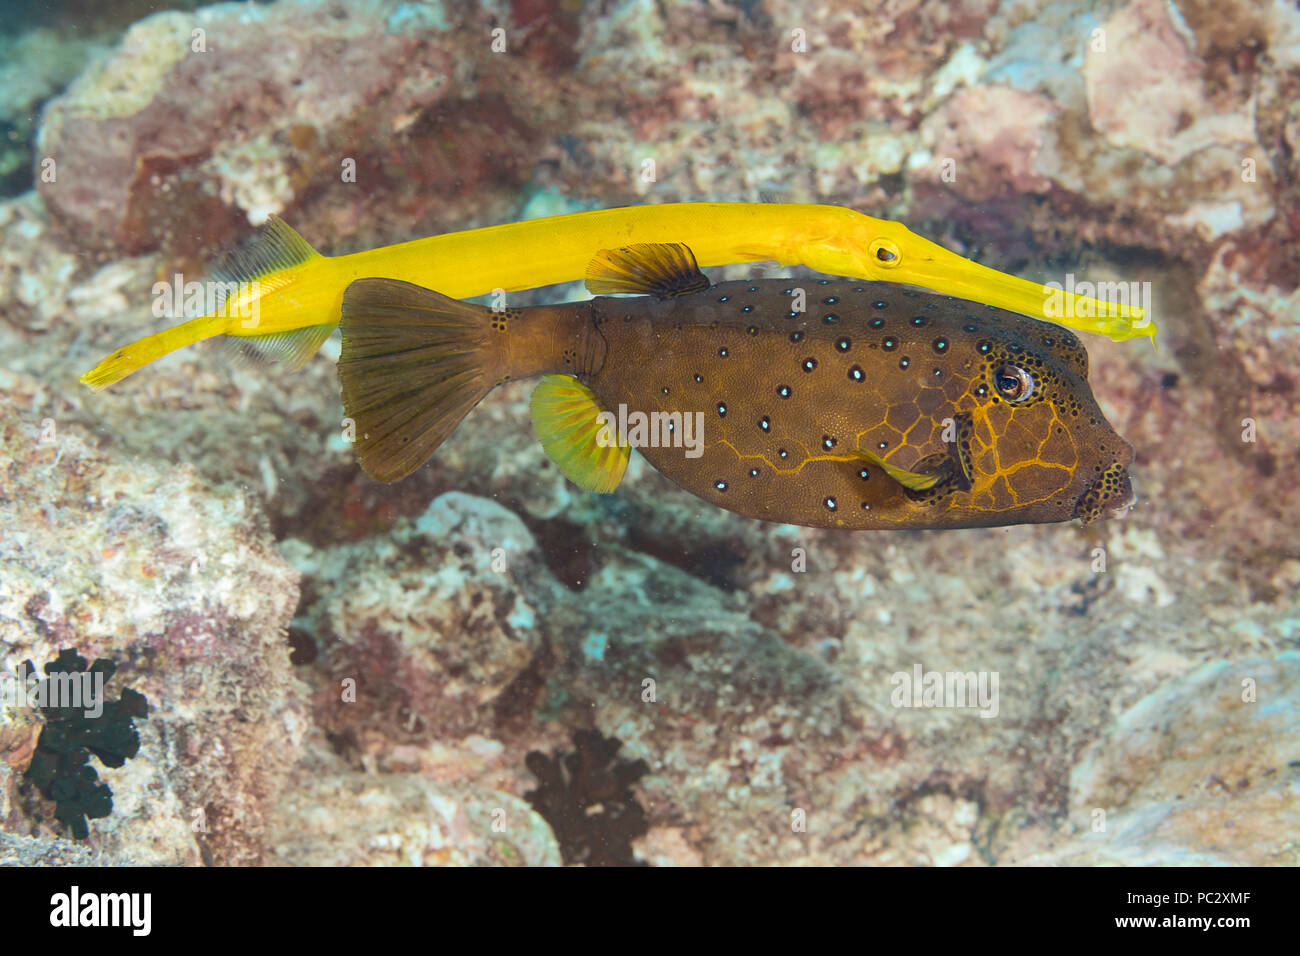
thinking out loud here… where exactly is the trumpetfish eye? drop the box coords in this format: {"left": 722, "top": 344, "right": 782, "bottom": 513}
{"left": 869, "top": 238, "right": 900, "bottom": 266}
{"left": 994, "top": 364, "right": 1035, "bottom": 401}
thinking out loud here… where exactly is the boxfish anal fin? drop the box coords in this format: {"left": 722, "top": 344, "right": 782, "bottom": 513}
{"left": 584, "top": 243, "right": 710, "bottom": 299}
{"left": 529, "top": 375, "right": 630, "bottom": 493}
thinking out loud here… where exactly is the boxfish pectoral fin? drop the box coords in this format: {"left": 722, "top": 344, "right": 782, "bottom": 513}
{"left": 852, "top": 448, "right": 951, "bottom": 492}
{"left": 584, "top": 243, "right": 711, "bottom": 299}
{"left": 529, "top": 374, "right": 630, "bottom": 493}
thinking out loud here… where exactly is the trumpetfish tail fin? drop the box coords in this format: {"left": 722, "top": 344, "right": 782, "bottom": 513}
{"left": 79, "top": 216, "right": 322, "bottom": 390}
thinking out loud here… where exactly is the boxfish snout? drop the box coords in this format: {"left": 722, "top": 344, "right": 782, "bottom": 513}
{"left": 1072, "top": 456, "right": 1136, "bottom": 525}
{"left": 1111, "top": 473, "right": 1137, "bottom": 519}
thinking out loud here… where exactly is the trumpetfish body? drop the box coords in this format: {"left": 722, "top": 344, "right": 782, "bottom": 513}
{"left": 79, "top": 203, "right": 1153, "bottom": 390}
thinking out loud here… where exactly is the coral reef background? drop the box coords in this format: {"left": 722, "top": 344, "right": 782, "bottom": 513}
{"left": 1, "top": 0, "right": 1297, "bottom": 865}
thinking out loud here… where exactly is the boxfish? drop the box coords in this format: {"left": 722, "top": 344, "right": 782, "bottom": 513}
{"left": 337, "top": 243, "right": 1135, "bottom": 531}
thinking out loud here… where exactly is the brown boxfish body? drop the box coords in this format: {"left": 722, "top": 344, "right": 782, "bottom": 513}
{"left": 337, "top": 243, "right": 1135, "bottom": 531}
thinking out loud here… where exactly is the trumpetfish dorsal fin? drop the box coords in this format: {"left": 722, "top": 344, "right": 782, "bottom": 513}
{"left": 209, "top": 215, "right": 320, "bottom": 286}
{"left": 584, "top": 243, "right": 710, "bottom": 299}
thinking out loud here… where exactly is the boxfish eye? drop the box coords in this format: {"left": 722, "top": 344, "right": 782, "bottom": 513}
{"left": 994, "top": 364, "right": 1035, "bottom": 401}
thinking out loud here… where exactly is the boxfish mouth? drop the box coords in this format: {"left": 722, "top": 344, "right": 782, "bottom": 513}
{"left": 1072, "top": 462, "right": 1136, "bottom": 525}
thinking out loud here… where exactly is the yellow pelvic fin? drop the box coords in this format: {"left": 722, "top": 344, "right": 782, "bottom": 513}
{"left": 338, "top": 278, "right": 494, "bottom": 483}
{"left": 853, "top": 448, "right": 948, "bottom": 492}
{"left": 529, "top": 374, "right": 630, "bottom": 494}
{"left": 224, "top": 323, "right": 337, "bottom": 371}
{"left": 585, "top": 243, "right": 710, "bottom": 299}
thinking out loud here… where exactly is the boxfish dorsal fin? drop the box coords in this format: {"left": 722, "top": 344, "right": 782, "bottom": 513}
{"left": 585, "top": 243, "right": 710, "bottom": 299}
{"left": 529, "top": 375, "right": 630, "bottom": 493}
{"left": 853, "top": 448, "right": 950, "bottom": 492}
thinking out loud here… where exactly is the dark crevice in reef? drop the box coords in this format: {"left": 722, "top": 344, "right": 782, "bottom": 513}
{"left": 323, "top": 729, "right": 364, "bottom": 771}
{"left": 271, "top": 464, "right": 604, "bottom": 594}
{"left": 270, "top": 460, "right": 752, "bottom": 599}
{"left": 625, "top": 526, "right": 745, "bottom": 593}
{"left": 1167, "top": 256, "right": 1280, "bottom": 478}
{"left": 268, "top": 465, "right": 453, "bottom": 547}
{"left": 1086, "top": 242, "right": 1171, "bottom": 270}
{"left": 523, "top": 729, "right": 649, "bottom": 867}
{"left": 286, "top": 625, "right": 318, "bottom": 666}
{"left": 514, "top": 513, "right": 597, "bottom": 592}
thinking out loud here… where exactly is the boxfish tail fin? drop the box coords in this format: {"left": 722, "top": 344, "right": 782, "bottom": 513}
{"left": 338, "top": 278, "right": 498, "bottom": 483}
{"left": 79, "top": 216, "right": 322, "bottom": 390}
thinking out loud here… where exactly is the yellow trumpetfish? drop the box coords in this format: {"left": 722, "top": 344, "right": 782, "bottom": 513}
{"left": 79, "top": 202, "right": 1153, "bottom": 390}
